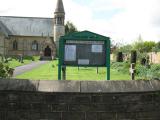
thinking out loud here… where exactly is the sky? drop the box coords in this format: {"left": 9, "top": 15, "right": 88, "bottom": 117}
{"left": 0, "top": 0, "right": 160, "bottom": 44}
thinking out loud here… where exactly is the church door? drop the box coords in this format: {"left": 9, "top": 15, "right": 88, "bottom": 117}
{"left": 44, "top": 46, "right": 51, "bottom": 57}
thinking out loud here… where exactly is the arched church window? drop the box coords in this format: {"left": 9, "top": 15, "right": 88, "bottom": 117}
{"left": 13, "top": 40, "right": 18, "bottom": 50}
{"left": 32, "top": 41, "right": 38, "bottom": 51}
{"left": 59, "top": 18, "right": 62, "bottom": 24}
{"left": 57, "top": 17, "right": 62, "bottom": 25}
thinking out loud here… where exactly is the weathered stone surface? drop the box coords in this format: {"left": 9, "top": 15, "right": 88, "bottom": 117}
{"left": 38, "top": 80, "right": 80, "bottom": 92}
{"left": 0, "top": 89, "right": 159, "bottom": 119}
{"left": 0, "top": 79, "right": 160, "bottom": 93}
{"left": 0, "top": 79, "right": 160, "bottom": 119}
{"left": 81, "top": 80, "right": 160, "bottom": 93}
{"left": 0, "top": 79, "right": 9, "bottom": 90}
{"left": 0, "top": 79, "right": 39, "bottom": 91}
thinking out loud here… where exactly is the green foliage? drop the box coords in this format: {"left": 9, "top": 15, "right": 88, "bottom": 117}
{"left": 136, "top": 52, "right": 149, "bottom": 65}
{"left": 0, "top": 62, "right": 14, "bottom": 78}
{"left": 152, "top": 42, "right": 160, "bottom": 52}
{"left": 6, "top": 56, "right": 39, "bottom": 68}
{"left": 111, "top": 62, "right": 130, "bottom": 74}
{"left": 133, "top": 41, "right": 156, "bottom": 53}
{"left": 65, "top": 21, "right": 78, "bottom": 34}
{"left": 156, "top": 42, "right": 160, "bottom": 49}
{"left": 113, "top": 44, "right": 133, "bottom": 55}
{"left": 119, "top": 44, "right": 133, "bottom": 54}
{"left": 23, "top": 56, "right": 40, "bottom": 61}
{"left": 0, "top": 54, "right": 4, "bottom": 62}
{"left": 136, "top": 64, "right": 160, "bottom": 80}
{"left": 16, "top": 61, "right": 130, "bottom": 80}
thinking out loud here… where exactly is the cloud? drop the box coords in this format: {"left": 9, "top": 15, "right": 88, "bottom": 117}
{"left": 64, "top": 0, "right": 160, "bottom": 43}
{"left": 0, "top": 0, "right": 159, "bottom": 44}
{"left": 95, "top": 0, "right": 160, "bottom": 43}
{"left": 0, "top": 0, "right": 56, "bottom": 17}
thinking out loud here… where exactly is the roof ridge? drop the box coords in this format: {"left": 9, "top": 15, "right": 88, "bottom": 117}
{"left": 0, "top": 16, "right": 54, "bottom": 37}
{"left": 0, "top": 16, "right": 53, "bottom": 19}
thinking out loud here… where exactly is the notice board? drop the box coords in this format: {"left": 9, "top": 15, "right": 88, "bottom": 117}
{"left": 58, "top": 31, "right": 111, "bottom": 80}
{"left": 63, "top": 40, "right": 106, "bottom": 66}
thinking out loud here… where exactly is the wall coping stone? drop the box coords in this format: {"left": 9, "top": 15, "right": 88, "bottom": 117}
{"left": 0, "top": 79, "right": 160, "bottom": 93}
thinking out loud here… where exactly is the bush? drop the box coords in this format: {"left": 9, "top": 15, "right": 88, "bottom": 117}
{"left": 136, "top": 64, "right": 160, "bottom": 80}
{"left": 0, "top": 62, "right": 14, "bottom": 78}
{"left": 111, "top": 62, "right": 130, "bottom": 74}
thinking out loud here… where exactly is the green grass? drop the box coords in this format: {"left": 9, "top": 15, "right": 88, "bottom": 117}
{"left": 16, "top": 60, "right": 131, "bottom": 80}
{"left": 7, "top": 59, "right": 33, "bottom": 68}
{"left": 3, "top": 56, "right": 40, "bottom": 68}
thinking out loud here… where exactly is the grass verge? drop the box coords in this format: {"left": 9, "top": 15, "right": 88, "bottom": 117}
{"left": 16, "top": 61, "right": 131, "bottom": 80}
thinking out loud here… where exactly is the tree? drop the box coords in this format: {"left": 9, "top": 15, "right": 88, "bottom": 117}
{"left": 143, "top": 41, "right": 156, "bottom": 52}
{"left": 133, "top": 41, "right": 156, "bottom": 53}
{"left": 65, "top": 21, "right": 78, "bottom": 34}
{"left": 152, "top": 41, "right": 160, "bottom": 52}
{"left": 156, "top": 41, "right": 160, "bottom": 49}
{"left": 119, "top": 44, "right": 133, "bottom": 54}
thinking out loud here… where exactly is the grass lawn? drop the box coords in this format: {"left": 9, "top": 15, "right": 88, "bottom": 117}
{"left": 5, "top": 56, "right": 40, "bottom": 68}
{"left": 7, "top": 59, "right": 33, "bottom": 68}
{"left": 16, "top": 60, "right": 132, "bottom": 80}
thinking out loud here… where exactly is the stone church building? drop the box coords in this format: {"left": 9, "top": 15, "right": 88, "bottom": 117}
{"left": 0, "top": 0, "right": 65, "bottom": 59}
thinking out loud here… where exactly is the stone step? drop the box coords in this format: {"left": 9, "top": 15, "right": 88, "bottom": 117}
{"left": 40, "top": 56, "right": 53, "bottom": 61}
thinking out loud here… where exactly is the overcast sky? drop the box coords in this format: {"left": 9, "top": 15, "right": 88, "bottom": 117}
{"left": 0, "top": 0, "right": 159, "bottom": 44}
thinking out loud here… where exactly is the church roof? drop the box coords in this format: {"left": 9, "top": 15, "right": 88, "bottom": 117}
{"left": 0, "top": 16, "right": 54, "bottom": 37}
{"left": 55, "top": 0, "right": 65, "bottom": 13}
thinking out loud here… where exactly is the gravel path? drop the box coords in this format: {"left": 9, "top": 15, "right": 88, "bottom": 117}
{"left": 13, "top": 61, "right": 48, "bottom": 77}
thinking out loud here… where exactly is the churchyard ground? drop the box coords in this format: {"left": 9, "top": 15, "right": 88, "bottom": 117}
{"left": 1, "top": 56, "right": 40, "bottom": 68}
{"left": 15, "top": 60, "right": 132, "bottom": 80}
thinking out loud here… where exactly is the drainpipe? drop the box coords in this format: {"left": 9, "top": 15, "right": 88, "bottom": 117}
{"left": 4, "top": 36, "right": 5, "bottom": 58}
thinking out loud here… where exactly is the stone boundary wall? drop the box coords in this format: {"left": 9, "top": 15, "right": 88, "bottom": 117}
{"left": 149, "top": 52, "right": 160, "bottom": 64}
{"left": 0, "top": 79, "right": 160, "bottom": 120}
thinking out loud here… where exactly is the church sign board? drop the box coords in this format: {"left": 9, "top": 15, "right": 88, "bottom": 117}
{"left": 58, "top": 31, "right": 111, "bottom": 80}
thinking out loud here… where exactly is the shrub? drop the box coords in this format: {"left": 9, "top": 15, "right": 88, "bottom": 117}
{"left": 111, "top": 62, "right": 130, "bottom": 74}
{"left": 0, "top": 62, "right": 14, "bottom": 78}
{"left": 136, "top": 64, "right": 160, "bottom": 80}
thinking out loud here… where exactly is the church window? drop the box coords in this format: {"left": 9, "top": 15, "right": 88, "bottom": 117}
{"left": 56, "top": 17, "right": 62, "bottom": 25}
{"left": 13, "top": 40, "right": 18, "bottom": 50}
{"left": 32, "top": 41, "right": 38, "bottom": 51}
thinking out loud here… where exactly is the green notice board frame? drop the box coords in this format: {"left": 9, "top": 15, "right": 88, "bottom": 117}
{"left": 58, "top": 30, "right": 111, "bottom": 80}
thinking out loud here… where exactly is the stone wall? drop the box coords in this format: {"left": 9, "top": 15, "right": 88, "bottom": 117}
{"left": 1, "top": 35, "right": 56, "bottom": 57}
{"left": 0, "top": 79, "right": 160, "bottom": 120}
{"left": 149, "top": 52, "right": 160, "bottom": 64}
{"left": 0, "top": 34, "right": 5, "bottom": 55}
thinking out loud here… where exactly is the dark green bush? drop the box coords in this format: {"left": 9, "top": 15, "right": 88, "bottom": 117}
{"left": 0, "top": 62, "right": 14, "bottom": 78}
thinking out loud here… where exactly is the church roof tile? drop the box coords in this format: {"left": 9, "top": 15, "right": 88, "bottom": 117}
{"left": 0, "top": 16, "right": 54, "bottom": 37}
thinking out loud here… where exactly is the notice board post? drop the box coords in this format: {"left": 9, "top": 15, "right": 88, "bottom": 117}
{"left": 58, "top": 31, "right": 110, "bottom": 80}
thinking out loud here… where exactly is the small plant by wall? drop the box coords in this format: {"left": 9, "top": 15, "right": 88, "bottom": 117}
{"left": 0, "top": 62, "right": 14, "bottom": 78}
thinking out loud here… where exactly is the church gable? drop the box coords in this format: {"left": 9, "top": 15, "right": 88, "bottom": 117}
{"left": 0, "top": 16, "right": 54, "bottom": 37}
{"left": 0, "top": 21, "right": 11, "bottom": 37}
{"left": 0, "top": 0, "right": 65, "bottom": 58}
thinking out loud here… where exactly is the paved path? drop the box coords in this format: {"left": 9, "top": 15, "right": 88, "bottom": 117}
{"left": 13, "top": 61, "right": 48, "bottom": 77}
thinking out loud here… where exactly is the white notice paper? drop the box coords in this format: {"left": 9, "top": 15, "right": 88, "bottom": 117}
{"left": 92, "top": 45, "right": 102, "bottom": 53}
{"left": 65, "top": 45, "right": 76, "bottom": 61}
{"left": 78, "top": 59, "right": 89, "bottom": 65}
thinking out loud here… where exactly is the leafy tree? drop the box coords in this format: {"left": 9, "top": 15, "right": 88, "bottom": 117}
{"left": 156, "top": 41, "right": 160, "bottom": 49}
{"left": 119, "top": 44, "right": 133, "bottom": 53}
{"left": 65, "top": 21, "right": 78, "bottom": 34}
{"left": 143, "top": 41, "right": 156, "bottom": 52}
{"left": 152, "top": 41, "right": 160, "bottom": 52}
{"left": 133, "top": 41, "right": 156, "bottom": 53}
